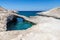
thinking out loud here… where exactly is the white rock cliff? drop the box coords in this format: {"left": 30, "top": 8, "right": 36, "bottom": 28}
{"left": 0, "top": 7, "right": 60, "bottom": 40}
{"left": 0, "top": 7, "right": 35, "bottom": 32}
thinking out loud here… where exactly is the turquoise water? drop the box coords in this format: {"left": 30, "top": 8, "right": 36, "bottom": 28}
{"left": 7, "top": 21, "right": 33, "bottom": 30}
{"left": 7, "top": 11, "right": 41, "bottom": 30}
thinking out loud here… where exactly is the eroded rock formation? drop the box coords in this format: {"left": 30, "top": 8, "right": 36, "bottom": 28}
{"left": 0, "top": 7, "right": 60, "bottom": 40}
{"left": 0, "top": 7, "right": 35, "bottom": 31}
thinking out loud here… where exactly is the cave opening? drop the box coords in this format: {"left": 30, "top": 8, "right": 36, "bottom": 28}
{"left": 6, "top": 17, "right": 34, "bottom": 31}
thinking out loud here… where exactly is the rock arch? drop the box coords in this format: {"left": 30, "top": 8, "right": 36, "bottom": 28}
{"left": 0, "top": 7, "right": 36, "bottom": 31}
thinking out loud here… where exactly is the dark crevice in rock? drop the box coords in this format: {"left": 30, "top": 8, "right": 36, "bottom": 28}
{"left": 6, "top": 17, "right": 17, "bottom": 31}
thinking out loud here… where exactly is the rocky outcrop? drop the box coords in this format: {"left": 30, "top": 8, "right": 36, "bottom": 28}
{"left": 0, "top": 7, "right": 36, "bottom": 31}
{"left": 0, "top": 7, "right": 60, "bottom": 40}
{"left": 37, "top": 7, "right": 60, "bottom": 18}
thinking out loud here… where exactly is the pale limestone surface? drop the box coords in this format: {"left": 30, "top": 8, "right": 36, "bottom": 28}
{"left": 10, "top": 16, "right": 60, "bottom": 40}
{"left": 37, "top": 7, "right": 60, "bottom": 18}
{"left": 1, "top": 16, "right": 60, "bottom": 40}
{"left": 0, "top": 7, "right": 60, "bottom": 40}
{"left": 0, "top": 7, "right": 35, "bottom": 31}
{"left": 9, "top": 8, "right": 60, "bottom": 40}
{"left": 21, "top": 16, "right": 60, "bottom": 40}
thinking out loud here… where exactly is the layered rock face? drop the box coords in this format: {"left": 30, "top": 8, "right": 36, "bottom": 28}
{"left": 0, "top": 7, "right": 60, "bottom": 40}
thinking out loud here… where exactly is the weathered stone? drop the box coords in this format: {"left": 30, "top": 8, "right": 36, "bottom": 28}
{"left": 0, "top": 7, "right": 35, "bottom": 31}
{"left": 37, "top": 7, "right": 60, "bottom": 18}
{"left": 0, "top": 7, "right": 60, "bottom": 40}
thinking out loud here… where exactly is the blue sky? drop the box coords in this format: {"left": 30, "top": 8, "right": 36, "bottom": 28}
{"left": 0, "top": 0, "right": 60, "bottom": 11}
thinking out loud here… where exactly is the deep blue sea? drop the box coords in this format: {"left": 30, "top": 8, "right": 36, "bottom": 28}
{"left": 7, "top": 11, "right": 41, "bottom": 31}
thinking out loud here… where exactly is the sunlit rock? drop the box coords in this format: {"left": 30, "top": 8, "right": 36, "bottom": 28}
{"left": 0, "top": 7, "right": 35, "bottom": 31}
{"left": 0, "top": 7, "right": 60, "bottom": 40}
{"left": 37, "top": 7, "right": 60, "bottom": 18}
